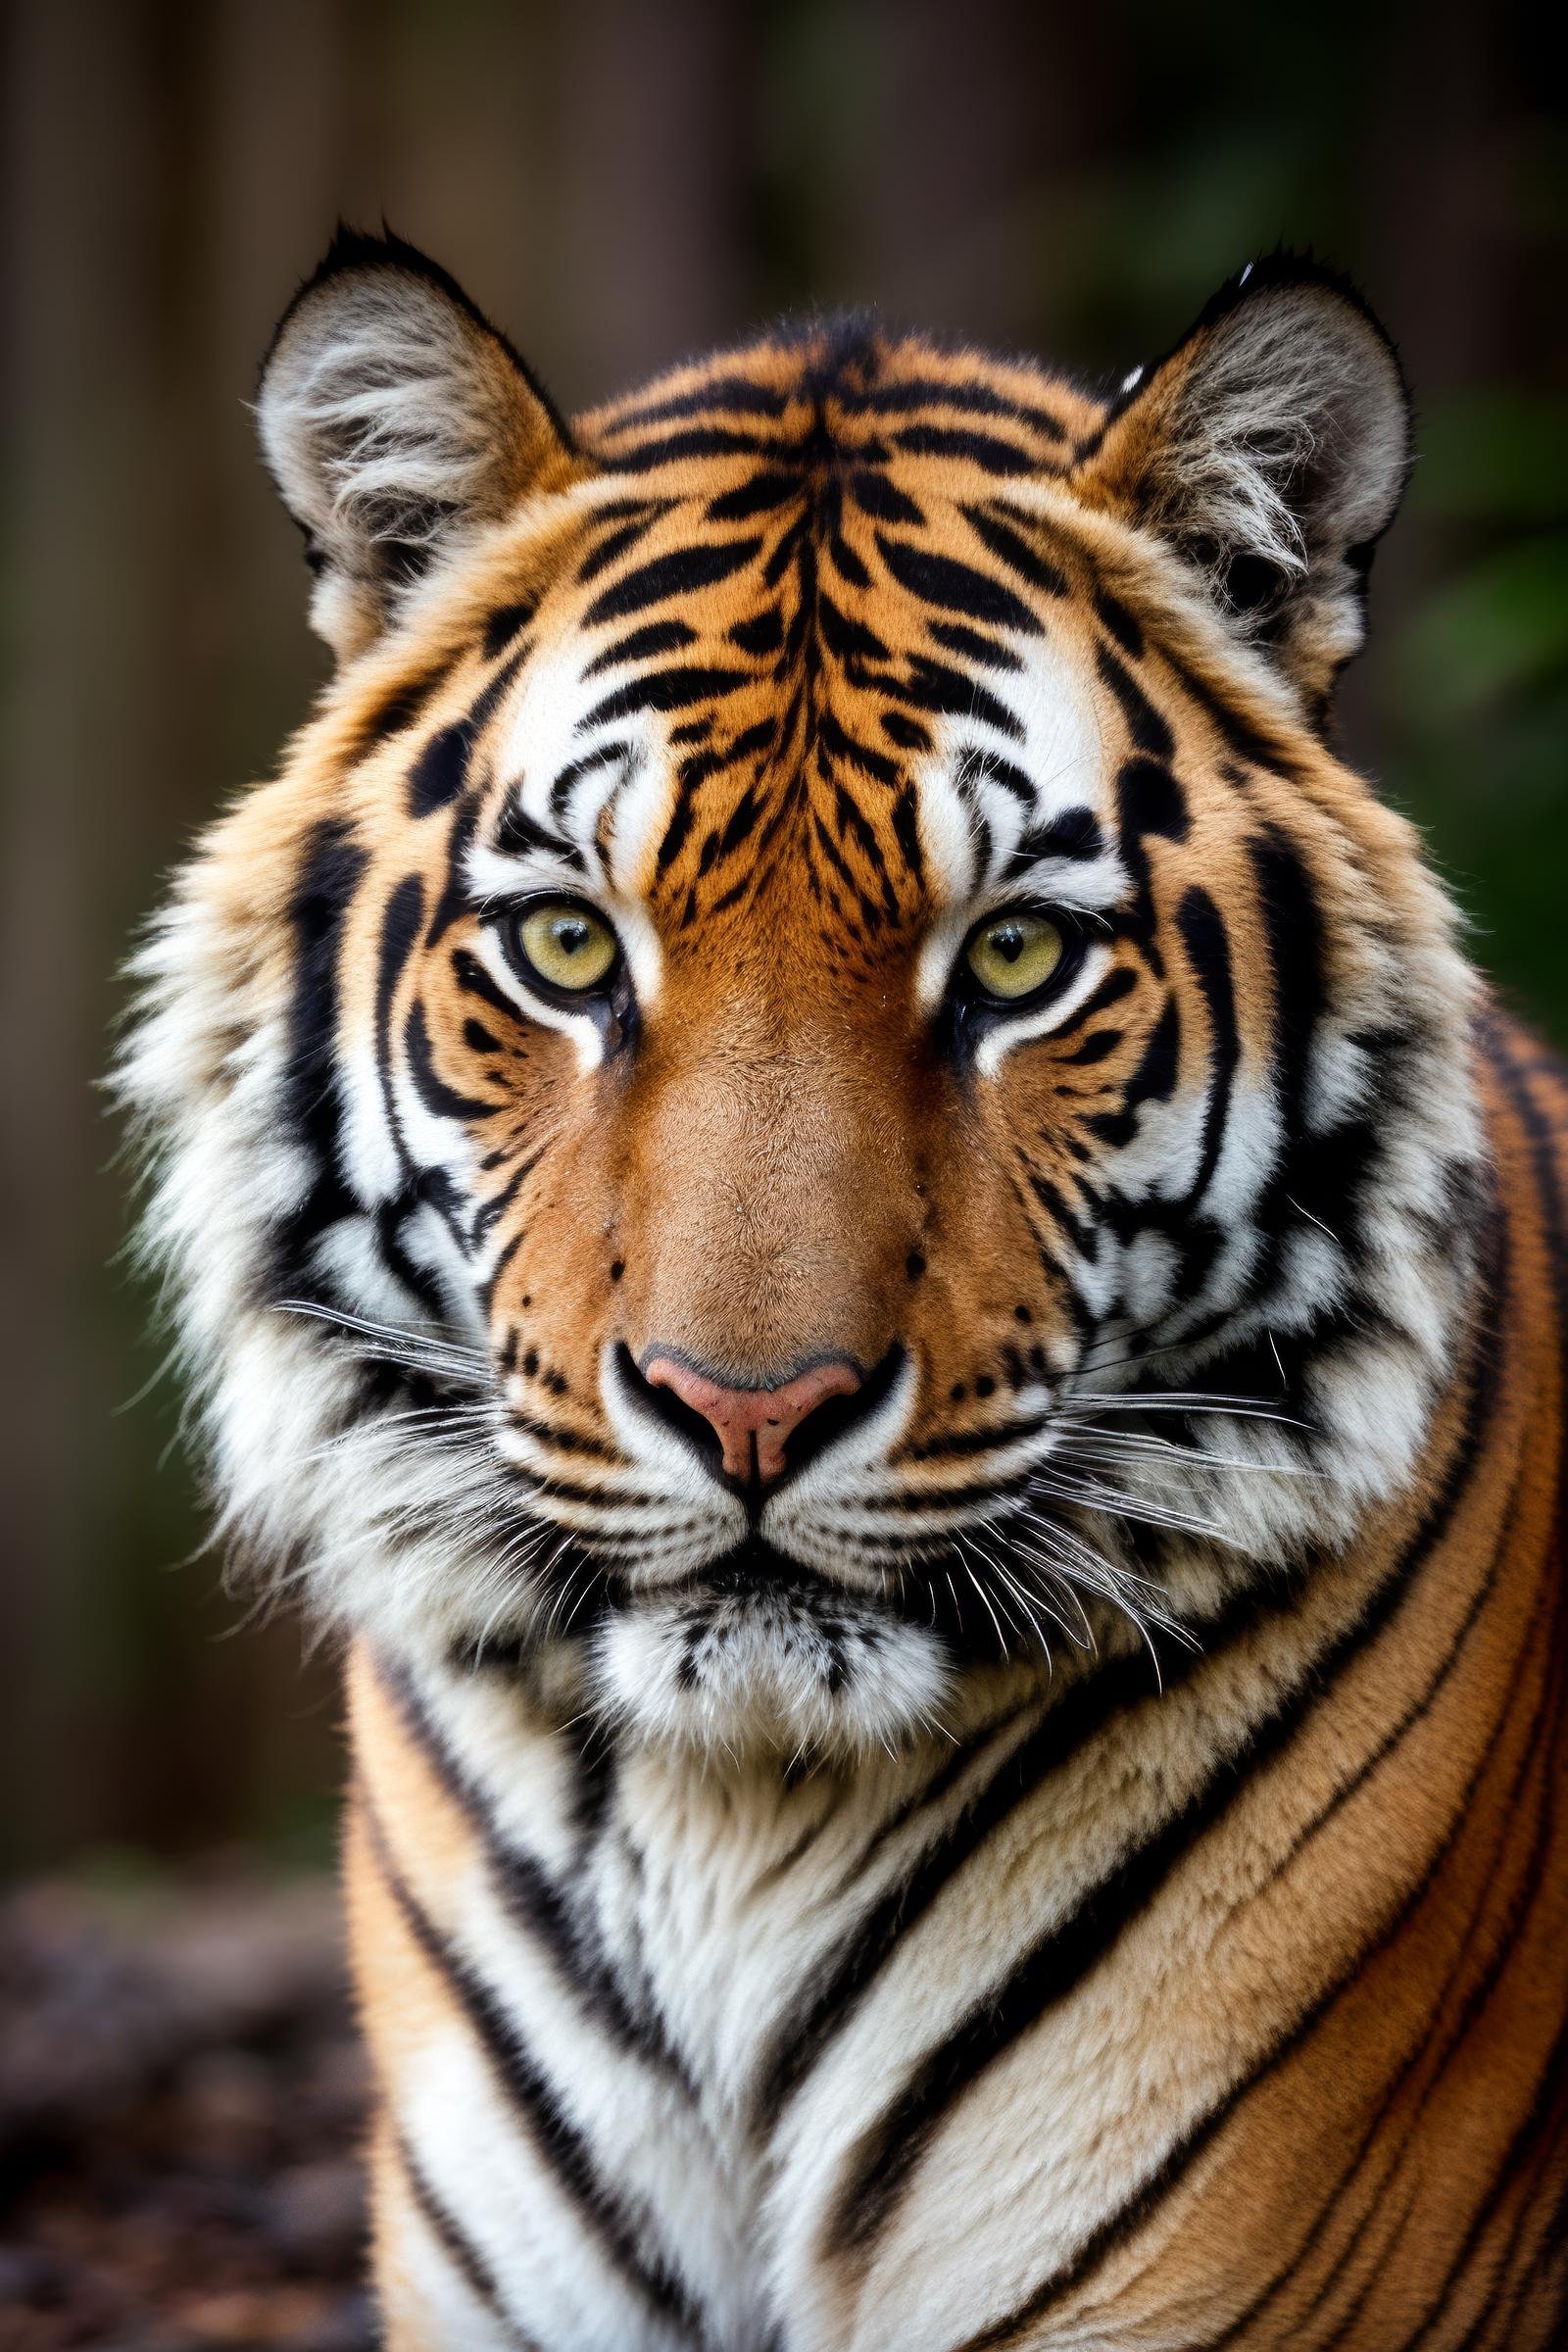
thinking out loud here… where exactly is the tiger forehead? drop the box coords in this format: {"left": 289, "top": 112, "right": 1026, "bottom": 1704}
{"left": 575, "top": 314, "right": 1102, "bottom": 467}
{"left": 471, "top": 460, "right": 1119, "bottom": 946}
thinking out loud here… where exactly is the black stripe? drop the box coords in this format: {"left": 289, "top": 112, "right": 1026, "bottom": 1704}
{"left": 896, "top": 655, "right": 1023, "bottom": 741}
{"left": 955, "top": 1550, "right": 1544, "bottom": 2352}
{"left": 407, "top": 652, "right": 525, "bottom": 818}
{"left": 962, "top": 505, "right": 1068, "bottom": 598}
{"left": 381, "top": 1661, "right": 699, "bottom": 2099}
{"left": 582, "top": 617, "right": 695, "bottom": 677}
{"left": 495, "top": 794, "right": 586, "bottom": 868}
{"left": 891, "top": 422, "right": 1036, "bottom": 471}
{"left": 580, "top": 663, "right": 750, "bottom": 732}
{"left": 752, "top": 1273, "right": 1488, "bottom": 2132}
{"left": 397, "top": 2129, "right": 540, "bottom": 2347}
{"left": 583, "top": 537, "right": 761, "bottom": 628}
{"left": 1201, "top": 1558, "right": 1561, "bottom": 2352}
{"left": 405, "top": 999, "right": 500, "bottom": 1125}
{"left": 858, "top": 378, "right": 1067, "bottom": 438}
{"left": 574, "top": 504, "right": 668, "bottom": 585}
{"left": 813, "top": 1237, "right": 1502, "bottom": 2258}
{"left": 1097, "top": 642, "right": 1175, "bottom": 761}
{"left": 350, "top": 655, "right": 458, "bottom": 761}
{"left": 482, "top": 599, "right": 538, "bottom": 659}
{"left": 939, "top": 1276, "right": 1515, "bottom": 2352}
{"left": 877, "top": 534, "right": 1042, "bottom": 637}
{"left": 605, "top": 374, "right": 792, "bottom": 431}
{"left": 270, "top": 821, "right": 367, "bottom": 1302}
{"left": 362, "top": 1796, "right": 703, "bottom": 2336}
{"left": 1176, "top": 885, "right": 1238, "bottom": 1209}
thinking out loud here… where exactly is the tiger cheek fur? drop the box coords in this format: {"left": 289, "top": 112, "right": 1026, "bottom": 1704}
{"left": 121, "top": 233, "right": 1568, "bottom": 2351}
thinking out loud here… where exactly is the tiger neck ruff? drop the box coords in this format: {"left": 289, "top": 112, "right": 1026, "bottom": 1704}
{"left": 122, "top": 237, "right": 1568, "bottom": 2349}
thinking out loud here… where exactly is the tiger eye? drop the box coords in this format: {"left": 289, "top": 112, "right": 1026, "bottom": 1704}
{"left": 963, "top": 909, "right": 1064, "bottom": 1002}
{"left": 514, "top": 901, "right": 619, "bottom": 994}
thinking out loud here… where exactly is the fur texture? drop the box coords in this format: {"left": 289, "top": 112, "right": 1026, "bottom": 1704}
{"left": 120, "top": 244, "right": 1568, "bottom": 2348}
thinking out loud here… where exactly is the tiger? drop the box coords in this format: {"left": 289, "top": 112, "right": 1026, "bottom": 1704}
{"left": 119, "top": 228, "right": 1568, "bottom": 2350}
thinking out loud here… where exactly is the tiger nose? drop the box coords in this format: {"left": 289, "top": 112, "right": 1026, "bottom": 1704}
{"left": 642, "top": 1355, "right": 864, "bottom": 1486}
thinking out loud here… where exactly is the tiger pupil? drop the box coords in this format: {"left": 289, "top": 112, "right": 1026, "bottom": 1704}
{"left": 993, "top": 926, "right": 1024, "bottom": 962}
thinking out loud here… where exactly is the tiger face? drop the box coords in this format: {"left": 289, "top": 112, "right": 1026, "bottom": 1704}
{"left": 123, "top": 238, "right": 1483, "bottom": 1754}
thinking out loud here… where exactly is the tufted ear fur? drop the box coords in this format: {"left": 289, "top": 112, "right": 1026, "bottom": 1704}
{"left": 1080, "top": 256, "right": 1411, "bottom": 714}
{"left": 257, "top": 229, "right": 572, "bottom": 662}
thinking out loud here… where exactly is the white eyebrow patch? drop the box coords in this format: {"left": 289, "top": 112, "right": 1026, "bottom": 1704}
{"left": 463, "top": 638, "right": 671, "bottom": 1034}
{"left": 483, "top": 636, "right": 668, "bottom": 887}
{"left": 912, "top": 628, "right": 1126, "bottom": 1014}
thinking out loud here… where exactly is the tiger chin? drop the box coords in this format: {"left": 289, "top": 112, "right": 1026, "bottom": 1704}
{"left": 121, "top": 232, "right": 1568, "bottom": 2351}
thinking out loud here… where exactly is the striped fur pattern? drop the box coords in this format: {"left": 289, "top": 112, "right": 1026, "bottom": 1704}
{"left": 120, "top": 238, "right": 1568, "bottom": 2346}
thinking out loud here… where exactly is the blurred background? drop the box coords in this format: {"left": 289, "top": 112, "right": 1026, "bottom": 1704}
{"left": 1, "top": 0, "right": 1563, "bottom": 2336}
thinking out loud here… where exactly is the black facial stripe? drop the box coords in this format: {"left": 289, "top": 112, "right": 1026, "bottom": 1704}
{"left": 579, "top": 663, "right": 751, "bottom": 733}
{"left": 961, "top": 504, "right": 1069, "bottom": 598}
{"left": 349, "top": 655, "right": 458, "bottom": 762}
{"left": 896, "top": 656, "right": 1024, "bottom": 740}
{"left": 494, "top": 792, "right": 587, "bottom": 869}
{"left": 889, "top": 422, "right": 1037, "bottom": 471}
{"left": 582, "top": 618, "right": 696, "bottom": 678}
{"left": 1175, "top": 886, "right": 1239, "bottom": 1210}
{"left": 1097, "top": 641, "right": 1176, "bottom": 761}
{"left": 1006, "top": 807, "right": 1104, "bottom": 873}
{"left": 481, "top": 597, "right": 538, "bottom": 659}
{"left": 1086, "top": 996, "right": 1181, "bottom": 1149}
{"left": 1113, "top": 754, "right": 1189, "bottom": 979}
{"left": 583, "top": 536, "right": 762, "bottom": 629}
{"left": 574, "top": 503, "right": 672, "bottom": 585}
{"left": 549, "top": 740, "right": 633, "bottom": 824}
{"left": 405, "top": 1000, "right": 501, "bottom": 1125}
{"left": 270, "top": 822, "right": 368, "bottom": 1305}
{"left": 926, "top": 617, "right": 1023, "bottom": 673}
{"left": 956, "top": 749, "right": 1034, "bottom": 810}
{"left": 406, "top": 650, "right": 526, "bottom": 819}
{"left": 877, "top": 533, "right": 1043, "bottom": 638}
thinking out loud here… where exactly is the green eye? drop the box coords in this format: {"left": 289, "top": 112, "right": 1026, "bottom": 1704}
{"left": 513, "top": 900, "right": 619, "bottom": 995}
{"left": 963, "top": 908, "right": 1066, "bottom": 1002}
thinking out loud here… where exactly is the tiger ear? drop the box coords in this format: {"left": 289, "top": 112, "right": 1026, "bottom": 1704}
{"left": 257, "top": 229, "right": 572, "bottom": 662}
{"left": 1080, "top": 256, "right": 1411, "bottom": 712}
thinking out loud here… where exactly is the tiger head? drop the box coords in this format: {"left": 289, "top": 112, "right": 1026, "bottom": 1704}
{"left": 122, "top": 236, "right": 1485, "bottom": 1756}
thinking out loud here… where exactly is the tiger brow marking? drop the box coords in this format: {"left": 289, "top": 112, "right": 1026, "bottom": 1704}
{"left": 407, "top": 648, "right": 527, "bottom": 819}
{"left": 549, "top": 739, "right": 635, "bottom": 825}
{"left": 493, "top": 790, "right": 585, "bottom": 870}
{"left": 360, "top": 1792, "right": 705, "bottom": 2334}
{"left": 350, "top": 652, "right": 461, "bottom": 763}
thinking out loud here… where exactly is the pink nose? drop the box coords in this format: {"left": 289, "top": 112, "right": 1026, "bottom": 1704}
{"left": 643, "top": 1355, "right": 863, "bottom": 1485}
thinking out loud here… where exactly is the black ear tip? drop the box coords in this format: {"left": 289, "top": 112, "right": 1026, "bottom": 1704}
{"left": 257, "top": 222, "right": 417, "bottom": 389}
{"left": 262, "top": 223, "right": 474, "bottom": 378}
{"left": 1198, "top": 246, "right": 1401, "bottom": 360}
{"left": 257, "top": 225, "right": 567, "bottom": 438}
